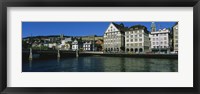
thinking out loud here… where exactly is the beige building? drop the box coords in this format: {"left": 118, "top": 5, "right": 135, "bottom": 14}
{"left": 173, "top": 23, "right": 178, "bottom": 53}
{"left": 125, "top": 25, "right": 150, "bottom": 53}
{"left": 103, "top": 22, "right": 128, "bottom": 52}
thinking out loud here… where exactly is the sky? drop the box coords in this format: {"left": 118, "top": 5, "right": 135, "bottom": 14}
{"left": 22, "top": 22, "right": 177, "bottom": 38}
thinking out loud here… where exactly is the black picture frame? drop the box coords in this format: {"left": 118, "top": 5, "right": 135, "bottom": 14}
{"left": 0, "top": 0, "right": 199, "bottom": 94}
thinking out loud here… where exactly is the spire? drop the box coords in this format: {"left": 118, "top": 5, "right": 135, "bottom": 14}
{"left": 151, "top": 22, "right": 156, "bottom": 32}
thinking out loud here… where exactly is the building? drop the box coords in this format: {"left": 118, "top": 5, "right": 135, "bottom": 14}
{"left": 149, "top": 22, "right": 171, "bottom": 53}
{"left": 72, "top": 39, "right": 79, "bottom": 51}
{"left": 81, "top": 35, "right": 103, "bottom": 41}
{"left": 59, "top": 38, "right": 72, "bottom": 50}
{"left": 103, "top": 22, "right": 128, "bottom": 52}
{"left": 83, "top": 41, "right": 93, "bottom": 51}
{"left": 125, "top": 25, "right": 150, "bottom": 53}
{"left": 173, "top": 23, "right": 178, "bottom": 53}
{"left": 48, "top": 43, "right": 57, "bottom": 50}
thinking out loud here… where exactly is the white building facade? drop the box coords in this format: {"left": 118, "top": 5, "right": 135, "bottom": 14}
{"left": 72, "top": 39, "right": 78, "bottom": 51}
{"left": 103, "top": 22, "right": 126, "bottom": 52}
{"left": 125, "top": 25, "right": 150, "bottom": 53}
{"left": 83, "top": 41, "right": 93, "bottom": 51}
{"left": 149, "top": 28, "right": 171, "bottom": 53}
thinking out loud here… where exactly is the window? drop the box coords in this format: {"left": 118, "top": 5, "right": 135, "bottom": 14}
{"left": 139, "top": 43, "right": 142, "bottom": 46}
{"left": 164, "top": 41, "right": 167, "bottom": 44}
{"left": 139, "top": 39, "right": 142, "bottom": 41}
{"left": 131, "top": 35, "right": 133, "bottom": 38}
{"left": 153, "top": 42, "right": 155, "bottom": 45}
{"left": 135, "top": 43, "right": 138, "bottom": 46}
{"left": 175, "top": 44, "right": 178, "bottom": 47}
{"left": 135, "top": 39, "right": 138, "bottom": 42}
{"left": 156, "top": 42, "right": 158, "bottom": 45}
{"left": 160, "top": 42, "right": 163, "bottom": 44}
{"left": 127, "top": 40, "right": 129, "bottom": 42}
{"left": 127, "top": 44, "right": 129, "bottom": 47}
{"left": 153, "top": 38, "right": 155, "bottom": 41}
{"left": 139, "top": 34, "right": 142, "bottom": 37}
{"left": 164, "top": 37, "right": 167, "bottom": 40}
{"left": 131, "top": 39, "right": 133, "bottom": 42}
{"left": 135, "top": 35, "right": 137, "bottom": 37}
{"left": 126, "top": 36, "right": 129, "bottom": 38}
{"left": 131, "top": 44, "right": 133, "bottom": 46}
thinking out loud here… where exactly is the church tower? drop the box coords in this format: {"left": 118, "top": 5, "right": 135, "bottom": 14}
{"left": 151, "top": 22, "right": 156, "bottom": 32}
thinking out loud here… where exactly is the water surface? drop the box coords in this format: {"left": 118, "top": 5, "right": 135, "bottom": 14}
{"left": 22, "top": 56, "right": 178, "bottom": 72}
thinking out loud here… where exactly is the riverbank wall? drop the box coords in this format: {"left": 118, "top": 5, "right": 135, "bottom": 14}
{"left": 22, "top": 50, "right": 178, "bottom": 60}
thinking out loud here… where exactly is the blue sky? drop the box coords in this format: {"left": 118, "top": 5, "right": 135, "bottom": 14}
{"left": 22, "top": 22, "right": 177, "bottom": 38}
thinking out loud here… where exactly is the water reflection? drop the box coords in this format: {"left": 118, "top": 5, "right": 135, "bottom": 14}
{"left": 29, "top": 60, "right": 32, "bottom": 70}
{"left": 22, "top": 56, "right": 178, "bottom": 72}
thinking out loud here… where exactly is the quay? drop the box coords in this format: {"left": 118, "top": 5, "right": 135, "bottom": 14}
{"left": 22, "top": 50, "right": 178, "bottom": 59}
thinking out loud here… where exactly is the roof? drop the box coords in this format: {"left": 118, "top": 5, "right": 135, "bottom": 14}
{"left": 111, "top": 22, "right": 129, "bottom": 32}
{"left": 128, "top": 25, "right": 149, "bottom": 34}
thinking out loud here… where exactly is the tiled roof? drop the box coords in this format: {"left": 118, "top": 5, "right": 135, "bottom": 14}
{"left": 111, "top": 22, "right": 129, "bottom": 32}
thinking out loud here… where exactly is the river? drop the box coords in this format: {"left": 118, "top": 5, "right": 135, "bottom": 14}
{"left": 22, "top": 56, "right": 178, "bottom": 72}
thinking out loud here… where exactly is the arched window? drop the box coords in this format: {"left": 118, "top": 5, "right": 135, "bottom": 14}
{"left": 131, "top": 48, "right": 134, "bottom": 52}
{"left": 117, "top": 48, "right": 119, "bottom": 51}
{"left": 139, "top": 48, "right": 143, "bottom": 52}
{"left": 126, "top": 48, "right": 129, "bottom": 52}
{"left": 135, "top": 48, "right": 138, "bottom": 53}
